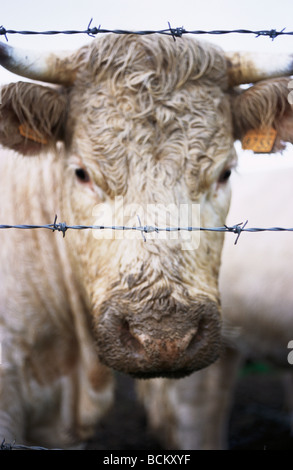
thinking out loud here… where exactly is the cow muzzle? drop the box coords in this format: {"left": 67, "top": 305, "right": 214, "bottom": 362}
{"left": 94, "top": 296, "right": 221, "bottom": 379}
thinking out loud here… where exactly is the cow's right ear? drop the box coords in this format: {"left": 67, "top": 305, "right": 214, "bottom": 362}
{"left": 231, "top": 77, "right": 293, "bottom": 153}
{"left": 0, "top": 81, "right": 67, "bottom": 155}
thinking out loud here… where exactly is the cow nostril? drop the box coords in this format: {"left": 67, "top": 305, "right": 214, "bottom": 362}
{"left": 186, "top": 318, "right": 208, "bottom": 355}
{"left": 119, "top": 320, "right": 144, "bottom": 354}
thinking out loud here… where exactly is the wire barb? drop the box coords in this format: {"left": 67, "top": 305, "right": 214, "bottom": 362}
{"left": 168, "top": 22, "right": 186, "bottom": 41}
{"left": 1, "top": 438, "right": 13, "bottom": 450}
{"left": 0, "top": 25, "right": 8, "bottom": 41}
{"left": 255, "top": 28, "right": 286, "bottom": 40}
{"left": 224, "top": 220, "right": 248, "bottom": 245}
{"left": 137, "top": 215, "right": 146, "bottom": 242}
{"left": 87, "top": 18, "right": 101, "bottom": 37}
{"left": 51, "top": 215, "right": 67, "bottom": 238}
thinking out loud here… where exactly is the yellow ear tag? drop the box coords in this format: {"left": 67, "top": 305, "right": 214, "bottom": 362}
{"left": 19, "top": 123, "right": 48, "bottom": 145}
{"left": 241, "top": 127, "right": 277, "bottom": 153}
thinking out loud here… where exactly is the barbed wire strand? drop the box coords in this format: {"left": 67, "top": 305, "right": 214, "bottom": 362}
{"left": 2, "top": 216, "right": 293, "bottom": 245}
{"left": 0, "top": 21, "right": 292, "bottom": 41}
{"left": 0, "top": 438, "right": 62, "bottom": 451}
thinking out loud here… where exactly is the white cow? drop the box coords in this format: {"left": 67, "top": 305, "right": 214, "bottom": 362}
{"left": 1, "top": 33, "right": 293, "bottom": 449}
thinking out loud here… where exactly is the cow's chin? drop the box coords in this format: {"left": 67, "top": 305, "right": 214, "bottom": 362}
{"left": 124, "top": 362, "right": 219, "bottom": 380}
{"left": 93, "top": 296, "right": 222, "bottom": 379}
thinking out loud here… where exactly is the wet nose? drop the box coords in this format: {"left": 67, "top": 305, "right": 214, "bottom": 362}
{"left": 96, "top": 299, "right": 221, "bottom": 379}
{"left": 120, "top": 320, "right": 198, "bottom": 364}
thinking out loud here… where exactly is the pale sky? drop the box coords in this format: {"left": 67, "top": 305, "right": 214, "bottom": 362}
{"left": 1, "top": 0, "right": 292, "bottom": 77}
{"left": 1, "top": 0, "right": 292, "bottom": 51}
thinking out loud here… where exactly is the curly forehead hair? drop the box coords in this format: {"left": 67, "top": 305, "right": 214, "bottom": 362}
{"left": 73, "top": 34, "right": 229, "bottom": 92}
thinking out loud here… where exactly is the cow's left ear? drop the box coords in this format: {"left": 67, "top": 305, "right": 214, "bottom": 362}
{"left": 0, "top": 81, "right": 67, "bottom": 155}
{"left": 231, "top": 77, "right": 293, "bottom": 153}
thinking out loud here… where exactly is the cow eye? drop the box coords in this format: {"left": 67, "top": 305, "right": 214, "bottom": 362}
{"left": 75, "top": 168, "right": 90, "bottom": 183}
{"left": 218, "top": 168, "right": 232, "bottom": 184}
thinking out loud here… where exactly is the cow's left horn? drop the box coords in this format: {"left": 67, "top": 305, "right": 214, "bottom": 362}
{"left": 0, "top": 42, "right": 75, "bottom": 86}
{"left": 226, "top": 52, "right": 293, "bottom": 86}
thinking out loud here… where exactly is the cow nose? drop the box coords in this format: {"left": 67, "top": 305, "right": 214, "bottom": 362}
{"left": 120, "top": 320, "right": 198, "bottom": 363}
{"left": 96, "top": 299, "right": 221, "bottom": 379}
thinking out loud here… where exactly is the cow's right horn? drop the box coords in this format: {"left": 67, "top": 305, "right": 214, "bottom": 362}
{"left": 226, "top": 51, "right": 293, "bottom": 86}
{"left": 0, "top": 42, "right": 75, "bottom": 86}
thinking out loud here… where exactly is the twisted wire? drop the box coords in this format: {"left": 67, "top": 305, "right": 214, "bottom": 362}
{"left": 1, "top": 216, "right": 293, "bottom": 245}
{"left": 0, "top": 21, "right": 291, "bottom": 41}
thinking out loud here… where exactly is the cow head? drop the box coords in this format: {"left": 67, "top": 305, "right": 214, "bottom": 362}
{"left": 0, "top": 36, "right": 292, "bottom": 378}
